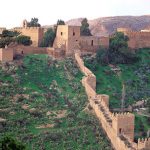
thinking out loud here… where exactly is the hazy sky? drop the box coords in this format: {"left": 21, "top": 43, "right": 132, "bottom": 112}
{"left": 0, "top": 0, "right": 150, "bottom": 28}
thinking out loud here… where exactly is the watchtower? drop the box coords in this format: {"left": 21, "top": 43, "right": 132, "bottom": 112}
{"left": 112, "top": 113, "right": 135, "bottom": 141}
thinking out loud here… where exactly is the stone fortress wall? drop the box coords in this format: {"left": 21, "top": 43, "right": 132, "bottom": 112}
{"left": 75, "top": 52, "right": 150, "bottom": 150}
{"left": 117, "top": 28, "right": 150, "bottom": 49}
{"left": 0, "top": 45, "right": 63, "bottom": 62}
{"left": 0, "top": 20, "right": 110, "bottom": 61}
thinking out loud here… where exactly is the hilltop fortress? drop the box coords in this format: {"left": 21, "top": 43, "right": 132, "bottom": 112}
{"left": 0, "top": 20, "right": 109, "bottom": 61}
{"left": 1, "top": 19, "right": 150, "bottom": 61}
{"left": 0, "top": 20, "right": 150, "bottom": 149}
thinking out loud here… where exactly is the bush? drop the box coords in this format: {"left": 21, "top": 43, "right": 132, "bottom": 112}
{"left": 0, "top": 136, "right": 26, "bottom": 150}
{"left": 16, "top": 35, "right": 32, "bottom": 46}
{"left": 96, "top": 48, "right": 108, "bottom": 65}
{"left": 40, "top": 28, "right": 55, "bottom": 47}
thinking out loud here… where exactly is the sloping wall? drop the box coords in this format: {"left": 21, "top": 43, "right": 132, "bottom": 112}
{"left": 75, "top": 52, "right": 150, "bottom": 150}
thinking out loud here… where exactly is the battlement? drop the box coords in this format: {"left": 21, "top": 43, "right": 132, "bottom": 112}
{"left": 138, "top": 138, "right": 150, "bottom": 150}
{"left": 74, "top": 52, "right": 150, "bottom": 150}
{"left": 138, "top": 138, "right": 150, "bottom": 143}
{"left": 112, "top": 112, "right": 134, "bottom": 118}
{"left": 14, "top": 27, "right": 42, "bottom": 30}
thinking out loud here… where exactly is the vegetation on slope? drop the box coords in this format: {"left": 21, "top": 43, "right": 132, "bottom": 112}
{"left": 0, "top": 54, "right": 111, "bottom": 150}
{"left": 83, "top": 48, "right": 150, "bottom": 139}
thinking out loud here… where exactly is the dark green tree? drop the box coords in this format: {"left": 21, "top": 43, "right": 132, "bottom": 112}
{"left": 16, "top": 35, "right": 32, "bottom": 46}
{"left": 0, "top": 30, "right": 20, "bottom": 38}
{"left": 109, "top": 32, "right": 129, "bottom": 53}
{"left": 0, "top": 30, "right": 20, "bottom": 48}
{"left": 96, "top": 47, "right": 108, "bottom": 65}
{"left": 108, "top": 32, "right": 138, "bottom": 64}
{"left": 95, "top": 32, "right": 139, "bottom": 65}
{"left": 80, "top": 18, "right": 92, "bottom": 36}
{"left": 57, "top": 19, "right": 65, "bottom": 25}
{"left": 40, "top": 28, "right": 56, "bottom": 47}
{"left": 27, "top": 18, "right": 41, "bottom": 27}
{"left": 0, "top": 136, "right": 26, "bottom": 150}
{"left": 0, "top": 37, "right": 14, "bottom": 48}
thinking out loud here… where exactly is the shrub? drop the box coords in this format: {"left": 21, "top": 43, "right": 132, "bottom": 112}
{"left": 96, "top": 47, "right": 108, "bottom": 65}
{"left": 0, "top": 136, "right": 26, "bottom": 150}
{"left": 16, "top": 35, "right": 32, "bottom": 46}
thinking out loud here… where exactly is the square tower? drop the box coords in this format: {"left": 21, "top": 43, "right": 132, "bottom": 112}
{"left": 54, "top": 25, "right": 81, "bottom": 55}
{"left": 112, "top": 113, "right": 135, "bottom": 141}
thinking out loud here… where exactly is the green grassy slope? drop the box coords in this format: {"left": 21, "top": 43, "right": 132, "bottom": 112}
{"left": 0, "top": 54, "right": 111, "bottom": 150}
{"left": 84, "top": 49, "right": 150, "bottom": 139}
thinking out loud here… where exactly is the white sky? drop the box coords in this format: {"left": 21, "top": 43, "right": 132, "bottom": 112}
{"left": 0, "top": 0, "right": 150, "bottom": 28}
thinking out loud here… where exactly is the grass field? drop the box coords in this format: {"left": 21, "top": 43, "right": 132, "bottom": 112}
{"left": 0, "top": 54, "right": 111, "bottom": 150}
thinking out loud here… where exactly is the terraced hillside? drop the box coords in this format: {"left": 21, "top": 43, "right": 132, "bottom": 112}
{"left": 0, "top": 54, "right": 111, "bottom": 150}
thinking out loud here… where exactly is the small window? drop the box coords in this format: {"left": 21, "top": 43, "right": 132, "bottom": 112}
{"left": 61, "top": 32, "right": 63, "bottom": 36}
{"left": 21, "top": 51, "right": 24, "bottom": 54}
{"left": 119, "top": 128, "right": 122, "bottom": 134}
{"left": 91, "top": 40, "right": 94, "bottom": 46}
{"left": 73, "top": 32, "right": 75, "bottom": 36}
{"left": 76, "top": 40, "right": 78, "bottom": 42}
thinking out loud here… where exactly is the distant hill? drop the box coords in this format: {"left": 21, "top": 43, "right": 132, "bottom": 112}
{"left": 43, "top": 15, "right": 150, "bottom": 37}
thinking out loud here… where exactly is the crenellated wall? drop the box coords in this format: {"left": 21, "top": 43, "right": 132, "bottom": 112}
{"left": 75, "top": 52, "right": 150, "bottom": 150}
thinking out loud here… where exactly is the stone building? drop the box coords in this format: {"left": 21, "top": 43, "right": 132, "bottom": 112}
{"left": 12, "top": 20, "right": 44, "bottom": 47}
{"left": 53, "top": 25, "right": 109, "bottom": 56}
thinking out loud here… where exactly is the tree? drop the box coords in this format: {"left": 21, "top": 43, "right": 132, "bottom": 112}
{"left": 0, "top": 30, "right": 20, "bottom": 48}
{"left": 80, "top": 18, "right": 92, "bottom": 36}
{"left": 0, "top": 136, "right": 26, "bottom": 150}
{"left": 27, "top": 18, "right": 41, "bottom": 27}
{"left": 96, "top": 47, "right": 108, "bottom": 65}
{"left": 0, "top": 30, "right": 20, "bottom": 38}
{"left": 109, "top": 32, "right": 129, "bottom": 53}
{"left": 40, "top": 28, "right": 56, "bottom": 47}
{"left": 16, "top": 35, "right": 32, "bottom": 46}
{"left": 96, "top": 32, "right": 139, "bottom": 65}
{"left": 0, "top": 37, "right": 14, "bottom": 48}
{"left": 108, "top": 32, "right": 139, "bottom": 64}
{"left": 57, "top": 19, "right": 65, "bottom": 25}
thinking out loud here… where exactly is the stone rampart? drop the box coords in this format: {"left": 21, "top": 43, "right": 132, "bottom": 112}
{"left": 0, "top": 45, "right": 65, "bottom": 62}
{"left": 75, "top": 52, "right": 150, "bottom": 150}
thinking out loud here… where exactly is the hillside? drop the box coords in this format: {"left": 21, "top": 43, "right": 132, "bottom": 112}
{"left": 83, "top": 48, "right": 150, "bottom": 139}
{"left": 67, "top": 15, "right": 150, "bottom": 36}
{"left": 44, "top": 15, "right": 150, "bottom": 37}
{"left": 0, "top": 55, "right": 111, "bottom": 149}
